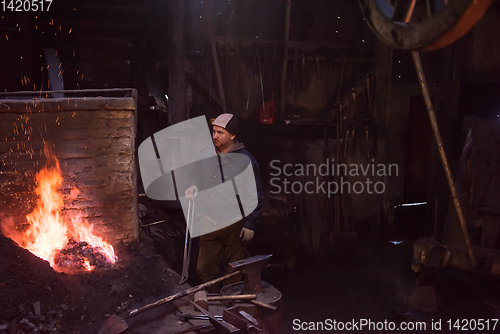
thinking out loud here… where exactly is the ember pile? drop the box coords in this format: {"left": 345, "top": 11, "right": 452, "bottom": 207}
{"left": 53, "top": 239, "right": 115, "bottom": 271}
{"left": 0, "top": 148, "right": 117, "bottom": 273}
{"left": 0, "top": 234, "right": 179, "bottom": 334}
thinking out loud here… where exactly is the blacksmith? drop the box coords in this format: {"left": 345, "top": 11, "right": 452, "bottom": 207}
{"left": 185, "top": 113, "right": 263, "bottom": 290}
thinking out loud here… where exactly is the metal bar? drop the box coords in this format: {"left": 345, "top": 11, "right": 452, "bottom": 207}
{"left": 0, "top": 88, "right": 136, "bottom": 97}
{"left": 411, "top": 51, "right": 476, "bottom": 267}
{"left": 139, "top": 220, "right": 165, "bottom": 227}
{"left": 404, "top": 0, "right": 418, "bottom": 23}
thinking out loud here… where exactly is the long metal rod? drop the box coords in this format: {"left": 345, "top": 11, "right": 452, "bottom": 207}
{"left": 179, "top": 199, "right": 194, "bottom": 285}
{"left": 411, "top": 51, "right": 476, "bottom": 267}
{"left": 0, "top": 88, "right": 136, "bottom": 97}
{"left": 403, "top": 0, "right": 418, "bottom": 23}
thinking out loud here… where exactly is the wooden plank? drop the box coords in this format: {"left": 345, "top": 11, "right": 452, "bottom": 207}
{"left": 280, "top": 0, "right": 292, "bottom": 123}
{"left": 168, "top": 0, "right": 187, "bottom": 124}
{"left": 203, "top": 0, "right": 227, "bottom": 113}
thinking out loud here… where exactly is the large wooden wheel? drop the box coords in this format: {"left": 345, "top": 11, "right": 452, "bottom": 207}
{"left": 359, "top": 0, "right": 495, "bottom": 51}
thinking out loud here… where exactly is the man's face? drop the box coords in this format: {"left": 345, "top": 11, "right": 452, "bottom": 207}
{"left": 212, "top": 125, "right": 235, "bottom": 150}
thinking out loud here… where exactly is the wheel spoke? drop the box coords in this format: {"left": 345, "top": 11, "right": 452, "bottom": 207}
{"left": 393, "top": 0, "right": 418, "bottom": 23}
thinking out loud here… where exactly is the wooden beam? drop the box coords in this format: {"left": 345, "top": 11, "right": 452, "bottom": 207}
{"left": 168, "top": 0, "right": 186, "bottom": 124}
{"left": 203, "top": 0, "right": 227, "bottom": 113}
{"left": 279, "top": 0, "right": 292, "bottom": 123}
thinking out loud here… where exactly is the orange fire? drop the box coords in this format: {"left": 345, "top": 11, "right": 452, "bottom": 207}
{"left": 1, "top": 151, "right": 117, "bottom": 271}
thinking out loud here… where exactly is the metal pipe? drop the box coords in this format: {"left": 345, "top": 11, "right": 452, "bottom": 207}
{"left": 411, "top": 51, "right": 476, "bottom": 268}
{"left": 0, "top": 88, "right": 136, "bottom": 97}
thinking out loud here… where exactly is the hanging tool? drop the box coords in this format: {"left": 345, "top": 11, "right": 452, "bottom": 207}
{"left": 301, "top": 55, "right": 306, "bottom": 90}
{"left": 209, "top": 62, "right": 213, "bottom": 104}
{"left": 246, "top": 54, "right": 257, "bottom": 111}
{"left": 179, "top": 198, "right": 195, "bottom": 285}
{"left": 350, "top": 128, "right": 356, "bottom": 158}
{"left": 256, "top": 49, "right": 266, "bottom": 117}
{"left": 352, "top": 91, "right": 359, "bottom": 120}
{"left": 366, "top": 77, "right": 372, "bottom": 109}
{"left": 343, "top": 128, "right": 350, "bottom": 158}
{"left": 235, "top": 47, "right": 240, "bottom": 101}
{"left": 264, "top": 47, "right": 269, "bottom": 85}
{"left": 225, "top": 40, "right": 230, "bottom": 75}
{"left": 291, "top": 46, "right": 298, "bottom": 118}
{"left": 316, "top": 56, "right": 321, "bottom": 78}
{"left": 365, "top": 125, "right": 370, "bottom": 159}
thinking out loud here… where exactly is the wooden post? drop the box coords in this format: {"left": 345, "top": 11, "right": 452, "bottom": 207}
{"left": 203, "top": 0, "right": 227, "bottom": 113}
{"left": 411, "top": 51, "right": 476, "bottom": 268}
{"left": 279, "top": 0, "right": 292, "bottom": 123}
{"left": 168, "top": 0, "right": 186, "bottom": 124}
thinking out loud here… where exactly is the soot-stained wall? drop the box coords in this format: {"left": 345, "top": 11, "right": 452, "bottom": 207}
{"left": 0, "top": 94, "right": 138, "bottom": 245}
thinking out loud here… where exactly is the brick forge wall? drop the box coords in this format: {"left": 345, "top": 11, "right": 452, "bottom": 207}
{"left": 0, "top": 97, "right": 138, "bottom": 245}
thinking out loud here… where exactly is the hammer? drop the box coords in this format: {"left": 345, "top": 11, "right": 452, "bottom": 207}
{"left": 193, "top": 291, "right": 257, "bottom": 310}
{"left": 98, "top": 255, "right": 272, "bottom": 334}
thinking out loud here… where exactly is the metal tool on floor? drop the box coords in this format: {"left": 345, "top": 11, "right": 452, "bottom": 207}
{"left": 174, "top": 324, "right": 213, "bottom": 334}
{"left": 223, "top": 305, "right": 268, "bottom": 334}
{"left": 177, "top": 313, "right": 223, "bottom": 321}
{"left": 97, "top": 255, "right": 272, "bottom": 334}
{"left": 191, "top": 301, "right": 241, "bottom": 334}
{"left": 179, "top": 198, "right": 195, "bottom": 285}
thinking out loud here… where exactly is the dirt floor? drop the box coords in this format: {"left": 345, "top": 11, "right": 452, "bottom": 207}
{"left": 263, "top": 240, "right": 500, "bottom": 333}
{"left": 2, "top": 232, "right": 500, "bottom": 334}
{"left": 0, "top": 235, "right": 183, "bottom": 334}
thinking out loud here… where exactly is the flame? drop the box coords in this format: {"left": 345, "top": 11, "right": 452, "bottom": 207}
{"left": 10, "top": 158, "right": 67, "bottom": 266}
{"left": 71, "top": 219, "right": 117, "bottom": 264}
{"left": 83, "top": 258, "right": 94, "bottom": 271}
{"left": 1, "top": 149, "right": 117, "bottom": 271}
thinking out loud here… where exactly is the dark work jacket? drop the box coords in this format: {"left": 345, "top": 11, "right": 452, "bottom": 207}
{"left": 189, "top": 141, "right": 263, "bottom": 231}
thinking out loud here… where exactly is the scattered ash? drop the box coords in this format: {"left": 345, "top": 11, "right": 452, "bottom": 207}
{"left": 0, "top": 234, "right": 180, "bottom": 334}
{"left": 53, "top": 238, "right": 112, "bottom": 270}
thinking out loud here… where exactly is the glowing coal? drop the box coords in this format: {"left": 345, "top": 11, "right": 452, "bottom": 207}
{"left": 1, "top": 148, "right": 117, "bottom": 272}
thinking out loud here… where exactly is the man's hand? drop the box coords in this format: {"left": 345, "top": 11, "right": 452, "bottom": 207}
{"left": 185, "top": 185, "right": 198, "bottom": 200}
{"left": 239, "top": 227, "right": 254, "bottom": 242}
